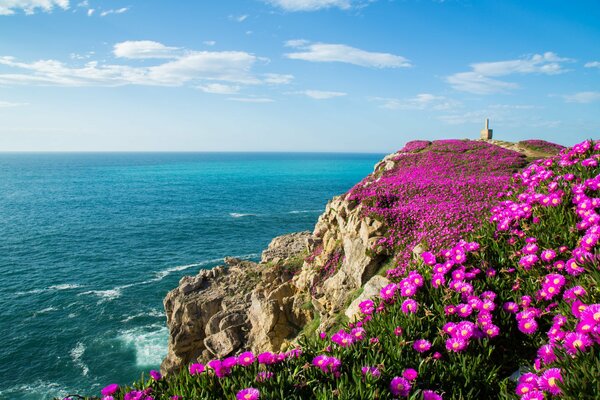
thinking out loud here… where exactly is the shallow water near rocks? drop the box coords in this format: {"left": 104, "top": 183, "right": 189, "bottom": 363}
{"left": 0, "top": 152, "right": 382, "bottom": 399}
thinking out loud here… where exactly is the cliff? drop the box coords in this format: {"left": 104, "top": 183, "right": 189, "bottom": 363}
{"left": 160, "top": 138, "right": 564, "bottom": 375}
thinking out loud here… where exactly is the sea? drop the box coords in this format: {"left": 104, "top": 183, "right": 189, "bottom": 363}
{"left": 0, "top": 152, "right": 384, "bottom": 399}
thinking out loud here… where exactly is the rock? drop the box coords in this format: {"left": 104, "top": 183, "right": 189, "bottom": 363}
{"left": 204, "top": 328, "right": 241, "bottom": 358}
{"left": 261, "top": 231, "right": 311, "bottom": 263}
{"left": 345, "top": 275, "right": 391, "bottom": 321}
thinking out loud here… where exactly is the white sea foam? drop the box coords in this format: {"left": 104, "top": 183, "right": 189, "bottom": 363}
{"left": 48, "top": 283, "right": 82, "bottom": 291}
{"left": 288, "top": 209, "right": 323, "bottom": 214}
{"left": 0, "top": 380, "right": 69, "bottom": 399}
{"left": 229, "top": 212, "right": 257, "bottom": 218}
{"left": 69, "top": 342, "right": 89, "bottom": 376}
{"left": 80, "top": 288, "right": 122, "bottom": 303}
{"left": 15, "top": 283, "right": 82, "bottom": 296}
{"left": 121, "top": 308, "right": 164, "bottom": 323}
{"left": 117, "top": 325, "right": 168, "bottom": 366}
{"left": 34, "top": 307, "right": 57, "bottom": 316}
{"left": 150, "top": 253, "right": 259, "bottom": 283}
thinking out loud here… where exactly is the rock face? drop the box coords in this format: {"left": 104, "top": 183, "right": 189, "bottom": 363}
{"left": 161, "top": 233, "right": 312, "bottom": 374}
{"left": 161, "top": 157, "right": 398, "bottom": 374}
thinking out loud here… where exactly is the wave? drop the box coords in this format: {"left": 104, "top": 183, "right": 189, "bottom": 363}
{"left": 150, "top": 253, "right": 260, "bottom": 283}
{"left": 117, "top": 325, "right": 168, "bottom": 367}
{"left": 121, "top": 308, "right": 164, "bottom": 323}
{"left": 288, "top": 209, "right": 323, "bottom": 214}
{"left": 33, "top": 307, "right": 58, "bottom": 316}
{"left": 229, "top": 212, "right": 257, "bottom": 218}
{"left": 69, "top": 342, "right": 89, "bottom": 377}
{"left": 0, "top": 380, "right": 69, "bottom": 400}
{"left": 15, "top": 283, "right": 82, "bottom": 296}
{"left": 79, "top": 288, "right": 122, "bottom": 303}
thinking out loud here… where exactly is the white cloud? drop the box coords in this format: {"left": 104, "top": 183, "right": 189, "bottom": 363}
{"left": 198, "top": 83, "right": 241, "bottom": 95}
{"left": 262, "top": 73, "right": 294, "bottom": 84}
{"left": 447, "top": 52, "right": 573, "bottom": 94}
{"left": 371, "top": 93, "right": 459, "bottom": 110}
{"left": 0, "top": 100, "right": 28, "bottom": 107}
{"left": 229, "top": 14, "right": 248, "bottom": 22}
{"left": 446, "top": 72, "right": 519, "bottom": 95}
{"left": 298, "top": 90, "right": 347, "bottom": 99}
{"left": 86, "top": 8, "right": 93, "bottom": 16}
{"left": 285, "top": 40, "right": 410, "bottom": 68}
{"left": 563, "top": 91, "right": 600, "bottom": 104}
{"left": 584, "top": 61, "right": 600, "bottom": 69}
{"left": 203, "top": 40, "right": 216, "bottom": 46}
{"left": 264, "top": 0, "right": 352, "bottom": 11}
{"left": 114, "top": 41, "right": 180, "bottom": 59}
{"left": 439, "top": 104, "right": 547, "bottom": 126}
{"left": 0, "top": 0, "right": 69, "bottom": 15}
{"left": 228, "top": 97, "right": 274, "bottom": 103}
{"left": 100, "top": 6, "right": 128, "bottom": 16}
{"left": 0, "top": 42, "right": 293, "bottom": 90}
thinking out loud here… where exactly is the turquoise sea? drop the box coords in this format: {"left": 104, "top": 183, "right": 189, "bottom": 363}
{"left": 0, "top": 152, "right": 383, "bottom": 399}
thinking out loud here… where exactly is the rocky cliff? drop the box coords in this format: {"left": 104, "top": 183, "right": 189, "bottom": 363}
{"left": 161, "top": 139, "right": 562, "bottom": 374}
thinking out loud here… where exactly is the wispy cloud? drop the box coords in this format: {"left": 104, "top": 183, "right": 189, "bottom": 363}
{"left": 371, "top": 93, "right": 459, "bottom": 110}
{"left": 265, "top": 0, "right": 353, "bottom": 11}
{"left": 0, "top": 100, "right": 28, "bottom": 107}
{"left": 100, "top": 7, "right": 128, "bottom": 17}
{"left": 228, "top": 97, "right": 274, "bottom": 103}
{"left": 295, "top": 90, "right": 347, "bottom": 99}
{"left": 285, "top": 40, "right": 410, "bottom": 68}
{"left": 584, "top": 61, "right": 600, "bottom": 69}
{"left": 439, "top": 104, "right": 545, "bottom": 126}
{"left": 0, "top": 0, "right": 69, "bottom": 15}
{"left": 563, "top": 91, "right": 600, "bottom": 104}
{"left": 229, "top": 14, "right": 248, "bottom": 22}
{"left": 447, "top": 52, "right": 573, "bottom": 94}
{"left": 0, "top": 41, "right": 294, "bottom": 89}
{"left": 113, "top": 41, "right": 180, "bottom": 59}
{"left": 203, "top": 40, "right": 216, "bottom": 46}
{"left": 197, "top": 83, "right": 240, "bottom": 95}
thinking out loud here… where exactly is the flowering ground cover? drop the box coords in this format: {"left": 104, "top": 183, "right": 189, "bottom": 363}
{"left": 346, "top": 139, "right": 528, "bottom": 277}
{"left": 69, "top": 140, "right": 600, "bottom": 399}
{"left": 518, "top": 140, "right": 566, "bottom": 155}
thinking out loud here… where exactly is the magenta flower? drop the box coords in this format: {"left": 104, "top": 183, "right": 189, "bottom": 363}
{"left": 389, "top": 376, "right": 411, "bottom": 397}
{"left": 394, "top": 326, "right": 403, "bottom": 336}
{"left": 422, "top": 390, "right": 443, "bottom": 400}
{"left": 257, "top": 352, "right": 276, "bottom": 365}
{"left": 331, "top": 330, "right": 354, "bottom": 347}
{"left": 149, "top": 370, "right": 161, "bottom": 380}
{"left": 238, "top": 351, "right": 255, "bottom": 366}
{"left": 189, "top": 363, "right": 205, "bottom": 375}
{"left": 518, "top": 319, "right": 538, "bottom": 335}
{"left": 380, "top": 283, "right": 398, "bottom": 301}
{"left": 445, "top": 337, "right": 467, "bottom": 352}
{"left": 359, "top": 299, "right": 375, "bottom": 315}
{"left": 538, "top": 368, "right": 563, "bottom": 396}
{"left": 401, "top": 298, "right": 418, "bottom": 314}
{"left": 101, "top": 384, "right": 119, "bottom": 396}
{"left": 402, "top": 368, "right": 418, "bottom": 381}
{"left": 413, "top": 339, "right": 431, "bottom": 353}
{"left": 421, "top": 251, "right": 436, "bottom": 265}
{"left": 563, "top": 331, "right": 592, "bottom": 355}
{"left": 236, "top": 387, "right": 260, "bottom": 400}
{"left": 515, "top": 383, "right": 535, "bottom": 396}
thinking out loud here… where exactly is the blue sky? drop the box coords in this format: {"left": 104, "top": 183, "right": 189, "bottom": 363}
{"left": 0, "top": 0, "right": 599, "bottom": 152}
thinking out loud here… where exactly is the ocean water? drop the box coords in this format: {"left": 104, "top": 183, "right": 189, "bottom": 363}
{"left": 0, "top": 152, "right": 383, "bottom": 399}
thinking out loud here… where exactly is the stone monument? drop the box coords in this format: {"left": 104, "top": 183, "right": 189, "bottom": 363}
{"left": 480, "top": 118, "right": 493, "bottom": 140}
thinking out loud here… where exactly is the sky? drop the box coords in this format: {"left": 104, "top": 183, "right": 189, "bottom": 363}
{"left": 0, "top": 0, "right": 599, "bottom": 152}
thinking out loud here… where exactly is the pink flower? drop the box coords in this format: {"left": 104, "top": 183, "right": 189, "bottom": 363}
{"left": 422, "top": 390, "right": 443, "bottom": 400}
{"left": 189, "top": 363, "right": 205, "bottom": 375}
{"left": 563, "top": 331, "right": 592, "bottom": 355}
{"left": 390, "top": 376, "right": 411, "bottom": 397}
{"left": 255, "top": 371, "right": 274, "bottom": 382}
{"left": 331, "top": 330, "right": 354, "bottom": 347}
{"left": 257, "top": 352, "right": 276, "bottom": 365}
{"left": 394, "top": 326, "right": 403, "bottom": 336}
{"left": 538, "top": 368, "right": 563, "bottom": 396}
{"left": 445, "top": 337, "right": 467, "bottom": 352}
{"left": 401, "top": 299, "right": 418, "bottom": 314}
{"left": 101, "top": 384, "right": 119, "bottom": 396}
{"left": 402, "top": 368, "right": 418, "bottom": 380}
{"left": 149, "top": 370, "right": 161, "bottom": 380}
{"left": 361, "top": 366, "right": 381, "bottom": 378}
{"left": 413, "top": 339, "right": 431, "bottom": 353}
{"left": 238, "top": 351, "right": 255, "bottom": 366}
{"left": 518, "top": 319, "right": 538, "bottom": 334}
{"left": 236, "top": 387, "right": 260, "bottom": 400}
{"left": 380, "top": 283, "right": 398, "bottom": 301}
{"left": 421, "top": 251, "right": 436, "bottom": 265}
